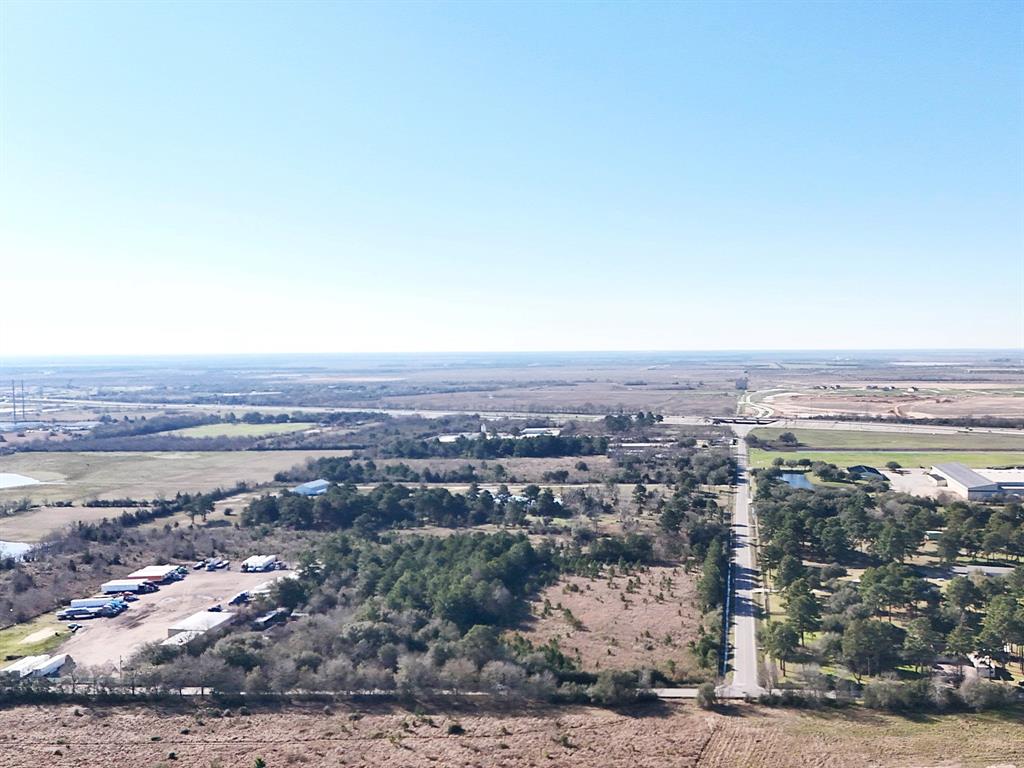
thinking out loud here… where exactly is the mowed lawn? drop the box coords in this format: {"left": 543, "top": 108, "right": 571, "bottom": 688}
{"left": 749, "top": 449, "right": 1024, "bottom": 470}
{"left": 165, "top": 422, "right": 315, "bottom": 438}
{"left": 0, "top": 449, "right": 352, "bottom": 505}
{"left": 0, "top": 615, "right": 67, "bottom": 659}
{"left": 751, "top": 427, "right": 1024, "bottom": 451}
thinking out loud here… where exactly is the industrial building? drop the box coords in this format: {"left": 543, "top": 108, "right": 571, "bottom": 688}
{"left": 292, "top": 479, "right": 330, "bottom": 496}
{"left": 167, "top": 610, "right": 236, "bottom": 638}
{"left": 931, "top": 463, "right": 1024, "bottom": 500}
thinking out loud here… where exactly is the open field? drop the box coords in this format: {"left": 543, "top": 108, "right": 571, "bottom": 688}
{"left": 164, "top": 422, "right": 316, "bottom": 438}
{"left": 519, "top": 566, "right": 703, "bottom": 680}
{"left": 752, "top": 427, "right": 1024, "bottom": 451}
{"left": 55, "top": 569, "right": 277, "bottom": 670}
{"left": 0, "top": 614, "right": 67, "bottom": 661}
{"left": 0, "top": 702, "right": 1021, "bottom": 768}
{"left": 0, "top": 450, "right": 353, "bottom": 505}
{"left": 749, "top": 449, "right": 1024, "bottom": 470}
{"left": 0, "top": 505, "right": 156, "bottom": 544}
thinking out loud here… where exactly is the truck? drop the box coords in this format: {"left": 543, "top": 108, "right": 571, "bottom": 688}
{"left": 101, "top": 580, "right": 157, "bottom": 594}
{"left": 56, "top": 607, "right": 102, "bottom": 620}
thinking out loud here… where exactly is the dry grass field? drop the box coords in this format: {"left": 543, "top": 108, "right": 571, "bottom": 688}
{"left": 0, "top": 702, "right": 1020, "bottom": 768}
{"left": 164, "top": 422, "right": 316, "bottom": 438}
{"left": 0, "top": 505, "right": 152, "bottom": 543}
{"left": 0, "top": 450, "right": 353, "bottom": 506}
{"left": 518, "top": 566, "right": 704, "bottom": 680}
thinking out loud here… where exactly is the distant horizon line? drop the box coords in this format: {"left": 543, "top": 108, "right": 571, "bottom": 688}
{"left": 0, "top": 347, "right": 1021, "bottom": 361}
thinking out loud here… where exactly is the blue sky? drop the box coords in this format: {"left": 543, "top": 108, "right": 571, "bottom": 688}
{"left": 1, "top": 1, "right": 1021, "bottom": 354}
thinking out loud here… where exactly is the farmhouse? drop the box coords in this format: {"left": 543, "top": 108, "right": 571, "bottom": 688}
{"left": 930, "top": 463, "right": 1024, "bottom": 500}
{"left": 292, "top": 479, "right": 330, "bottom": 496}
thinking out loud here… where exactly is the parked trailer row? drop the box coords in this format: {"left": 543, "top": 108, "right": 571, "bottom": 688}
{"left": 101, "top": 579, "right": 159, "bottom": 595}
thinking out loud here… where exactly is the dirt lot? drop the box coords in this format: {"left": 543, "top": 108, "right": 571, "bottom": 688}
{"left": 0, "top": 450, "right": 354, "bottom": 506}
{"left": 0, "top": 702, "right": 1020, "bottom": 768}
{"left": 758, "top": 386, "right": 1023, "bottom": 420}
{"left": 56, "top": 570, "right": 278, "bottom": 670}
{"left": 518, "top": 566, "right": 703, "bottom": 680}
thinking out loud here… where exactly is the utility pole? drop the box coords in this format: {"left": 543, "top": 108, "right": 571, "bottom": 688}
{"left": 10, "top": 381, "right": 15, "bottom": 425}
{"left": 21, "top": 380, "right": 26, "bottom": 420}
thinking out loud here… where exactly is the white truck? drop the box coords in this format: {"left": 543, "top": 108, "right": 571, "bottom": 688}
{"left": 101, "top": 579, "right": 157, "bottom": 594}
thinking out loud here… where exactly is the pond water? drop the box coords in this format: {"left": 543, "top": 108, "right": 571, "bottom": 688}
{"left": 0, "top": 541, "right": 31, "bottom": 560}
{"left": 780, "top": 472, "right": 814, "bottom": 489}
{"left": 0, "top": 472, "right": 40, "bottom": 490}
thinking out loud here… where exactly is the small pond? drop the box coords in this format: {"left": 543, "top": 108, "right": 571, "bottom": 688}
{"left": 780, "top": 472, "right": 814, "bottom": 489}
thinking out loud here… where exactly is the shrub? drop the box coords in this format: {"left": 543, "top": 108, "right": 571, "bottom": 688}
{"left": 696, "top": 682, "right": 717, "bottom": 709}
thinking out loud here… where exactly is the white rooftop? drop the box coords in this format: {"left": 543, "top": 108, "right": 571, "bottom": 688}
{"left": 168, "top": 610, "right": 235, "bottom": 635}
{"left": 932, "top": 463, "right": 1001, "bottom": 490}
{"left": 127, "top": 565, "right": 179, "bottom": 578}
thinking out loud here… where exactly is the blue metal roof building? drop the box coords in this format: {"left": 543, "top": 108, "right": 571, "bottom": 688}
{"left": 291, "top": 479, "right": 330, "bottom": 496}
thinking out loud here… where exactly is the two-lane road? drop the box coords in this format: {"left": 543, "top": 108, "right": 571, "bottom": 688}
{"left": 718, "top": 429, "right": 764, "bottom": 698}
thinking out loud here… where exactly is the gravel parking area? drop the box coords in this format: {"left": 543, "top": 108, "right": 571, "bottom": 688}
{"left": 56, "top": 569, "right": 278, "bottom": 670}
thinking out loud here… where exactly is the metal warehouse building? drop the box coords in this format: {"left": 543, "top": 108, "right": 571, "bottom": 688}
{"left": 167, "top": 610, "right": 236, "bottom": 638}
{"left": 931, "top": 463, "right": 1024, "bottom": 500}
{"left": 292, "top": 479, "right": 330, "bottom": 496}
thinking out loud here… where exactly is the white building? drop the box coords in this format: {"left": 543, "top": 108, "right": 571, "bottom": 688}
{"left": 931, "top": 463, "right": 1024, "bottom": 500}
{"left": 167, "top": 610, "right": 235, "bottom": 638}
{"left": 125, "top": 565, "right": 180, "bottom": 583}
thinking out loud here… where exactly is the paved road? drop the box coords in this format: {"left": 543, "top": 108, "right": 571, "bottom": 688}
{"left": 718, "top": 429, "right": 764, "bottom": 698}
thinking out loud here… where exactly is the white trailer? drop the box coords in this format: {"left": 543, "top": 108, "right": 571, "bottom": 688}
{"left": 70, "top": 597, "right": 124, "bottom": 609}
{"left": 241, "top": 555, "right": 278, "bottom": 572}
{"left": 101, "top": 580, "right": 151, "bottom": 594}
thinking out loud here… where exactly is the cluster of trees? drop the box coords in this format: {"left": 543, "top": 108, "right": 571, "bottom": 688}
{"left": 378, "top": 434, "right": 609, "bottom": 460}
{"left": 279, "top": 457, "right": 484, "bottom": 486}
{"left": 755, "top": 471, "right": 938, "bottom": 567}
{"left": 614, "top": 447, "right": 734, "bottom": 487}
{"left": 125, "top": 532, "right": 652, "bottom": 705}
{"left": 744, "top": 431, "right": 799, "bottom": 449}
{"left": 603, "top": 411, "right": 663, "bottom": 432}
{"left": 939, "top": 500, "right": 1024, "bottom": 563}
{"left": 756, "top": 474, "right": 1024, "bottom": 688}
{"left": 242, "top": 481, "right": 579, "bottom": 533}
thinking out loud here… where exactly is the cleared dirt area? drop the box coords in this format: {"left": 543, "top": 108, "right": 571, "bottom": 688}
{"left": 0, "top": 450, "right": 354, "bottom": 505}
{"left": 0, "top": 702, "right": 1020, "bottom": 768}
{"left": 760, "top": 387, "right": 1023, "bottom": 420}
{"left": 56, "top": 570, "right": 277, "bottom": 670}
{"left": 519, "top": 566, "right": 703, "bottom": 679}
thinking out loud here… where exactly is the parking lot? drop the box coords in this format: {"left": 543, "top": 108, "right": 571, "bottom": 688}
{"left": 57, "top": 569, "right": 277, "bottom": 670}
